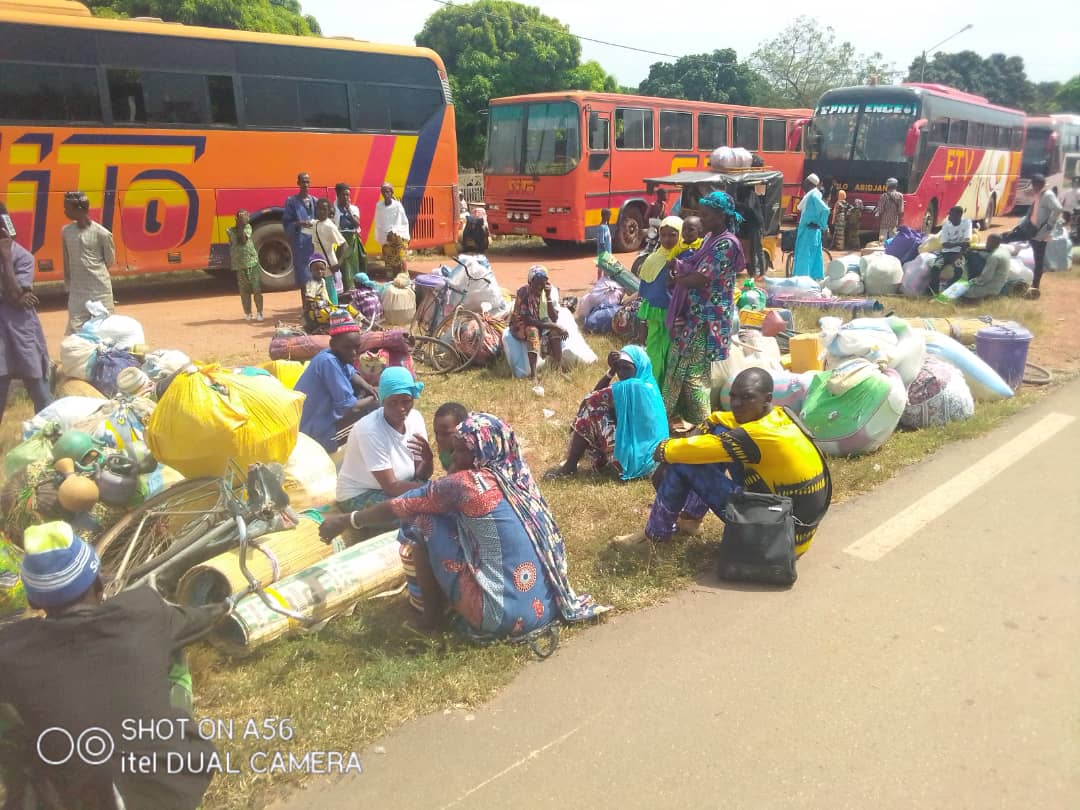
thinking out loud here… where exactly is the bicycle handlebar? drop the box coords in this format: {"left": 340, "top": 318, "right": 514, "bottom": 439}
{"left": 234, "top": 515, "right": 314, "bottom": 625}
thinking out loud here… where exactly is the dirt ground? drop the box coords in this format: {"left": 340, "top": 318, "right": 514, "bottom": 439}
{"left": 30, "top": 216, "right": 1080, "bottom": 374}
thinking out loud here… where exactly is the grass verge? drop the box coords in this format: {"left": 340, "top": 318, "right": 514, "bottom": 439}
{"left": 0, "top": 294, "right": 1062, "bottom": 809}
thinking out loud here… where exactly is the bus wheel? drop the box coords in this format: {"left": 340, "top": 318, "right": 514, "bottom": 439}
{"left": 252, "top": 221, "right": 296, "bottom": 291}
{"left": 981, "top": 195, "right": 997, "bottom": 230}
{"left": 613, "top": 209, "right": 645, "bottom": 252}
{"left": 922, "top": 201, "right": 938, "bottom": 234}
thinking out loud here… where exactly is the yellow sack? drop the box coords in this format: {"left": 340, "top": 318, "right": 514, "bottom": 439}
{"left": 146, "top": 365, "right": 305, "bottom": 479}
{"left": 259, "top": 360, "right": 307, "bottom": 390}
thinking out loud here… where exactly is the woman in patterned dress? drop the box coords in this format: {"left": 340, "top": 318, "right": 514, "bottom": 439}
{"left": 319, "top": 413, "right": 608, "bottom": 638}
{"left": 661, "top": 191, "right": 745, "bottom": 426}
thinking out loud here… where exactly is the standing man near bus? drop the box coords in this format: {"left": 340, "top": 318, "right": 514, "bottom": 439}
{"left": 334, "top": 182, "right": 365, "bottom": 293}
{"left": 875, "top": 178, "right": 904, "bottom": 242}
{"left": 283, "top": 172, "right": 316, "bottom": 306}
{"left": 61, "top": 191, "right": 115, "bottom": 335}
{"left": 1025, "top": 174, "right": 1063, "bottom": 297}
{"left": 793, "top": 174, "right": 829, "bottom": 280}
{"left": 374, "top": 183, "right": 411, "bottom": 277}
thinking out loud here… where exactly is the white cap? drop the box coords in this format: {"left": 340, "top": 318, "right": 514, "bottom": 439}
{"left": 806, "top": 173, "right": 821, "bottom": 186}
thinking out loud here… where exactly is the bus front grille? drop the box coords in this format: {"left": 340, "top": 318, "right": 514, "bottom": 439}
{"left": 506, "top": 198, "right": 542, "bottom": 215}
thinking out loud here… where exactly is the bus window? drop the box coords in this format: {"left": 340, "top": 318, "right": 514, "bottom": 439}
{"left": 762, "top": 118, "right": 786, "bottom": 152}
{"left": 948, "top": 120, "right": 968, "bottom": 145}
{"left": 0, "top": 62, "right": 102, "bottom": 123}
{"left": 853, "top": 105, "right": 916, "bottom": 162}
{"left": 243, "top": 76, "right": 300, "bottom": 127}
{"left": 969, "top": 122, "right": 984, "bottom": 147}
{"left": 1011, "top": 128, "right": 1024, "bottom": 150}
{"left": 207, "top": 76, "right": 238, "bottom": 126}
{"left": 107, "top": 69, "right": 213, "bottom": 125}
{"left": 733, "top": 115, "right": 759, "bottom": 150}
{"left": 300, "top": 81, "right": 349, "bottom": 129}
{"left": 787, "top": 120, "right": 802, "bottom": 152}
{"left": 698, "top": 113, "right": 727, "bottom": 150}
{"left": 589, "top": 111, "right": 610, "bottom": 151}
{"left": 659, "top": 110, "right": 692, "bottom": 150}
{"left": 806, "top": 105, "right": 857, "bottom": 160}
{"left": 615, "top": 107, "right": 653, "bottom": 150}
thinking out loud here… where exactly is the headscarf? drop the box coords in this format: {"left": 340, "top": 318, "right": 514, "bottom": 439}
{"left": 377, "top": 366, "right": 423, "bottom": 401}
{"left": 699, "top": 191, "right": 743, "bottom": 226}
{"left": 308, "top": 253, "right": 329, "bottom": 269}
{"left": 527, "top": 265, "right": 548, "bottom": 284}
{"left": 610, "top": 345, "right": 668, "bottom": 480}
{"left": 458, "top": 413, "right": 609, "bottom": 624}
{"left": 837, "top": 189, "right": 847, "bottom": 202}
{"left": 638, "top": 215, "right": 685, "bottom": 283}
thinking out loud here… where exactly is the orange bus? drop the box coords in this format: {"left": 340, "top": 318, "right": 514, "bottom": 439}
{"left": 482, "top": 91, "right": 811, "bottom": 251}
{"left": 0, "top": 0, "right": 458, "bottom": 290}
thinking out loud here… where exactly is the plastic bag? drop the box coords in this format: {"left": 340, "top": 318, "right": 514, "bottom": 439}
{"left": 91, "top": 397, "right": 156, "bottom": 453}
{"left": 577, "top": 278, "right": 623, "bottom": 323}
{"left": 445, "top": 255, "right": 508, "bottom": 317}
{"left": 95, "top": 314, "right": 145, "bottom": 349}
{"left": 90, "top": 348, "right": 140, "bottom": 397}
{"left": 4, "top": 430, "right": 56, "bottom": 478}
{"left": 900, "top": 356, "right": 974, "bottom": 429}
{"left": 1046, "top": 232, "right": 1072, "bottom": 271}
{"left": 0, "top": 540, "right": 27, "bottom": 618}
{"left": 937, "top": 278, "right": 971, "bottom": 301}
{"left": 1007, "top": 258, "right": 1033, "bottom": 287}
{"left": 800, "top": 360, "right": 907, "bottom": 456}
{"left": 142, "top": 349, "right": 192, "bottom": 381}
{"left": 260, "top": 360, "right": 308, "bottom": 390}
{"left": 557, "top": 308, "right": 597, "bottom": 366}
{"left": 282, "top": 433, "right": 338, "bottom": 510}
{"left": 60, "top": 334, "right": 99, "bottom": 381}
{"left": 502, "top": 329, "right": 534, "bottom": 378}
{"left": 900, "top": 254, "right": 935, "bottom": 297}
{"left": 380, "top": 275, "right": 416, "bottom": 326}
{"left": 146, "top": 365, "right": 305, "bottom": 478}
{"left": 860, "top": 253, "right": 904, "bottom": 295}
{"left": 23, "top": 397, "right": 109, "bottom": 439}
{"left": 584, "top": 304, "right": 618, "bottom": 333}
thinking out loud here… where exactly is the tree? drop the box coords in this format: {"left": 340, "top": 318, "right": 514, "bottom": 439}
{"left": 416, "top": 0, "right": 619, "bottom": 165}
{"left": 637, "top": 49, "right": 763, "bottom": 105}
{"left": 85, "top": 0, "right": 321, "bottom": 35}
{"left": 1030, "top": 82, "right": 1062, "bottom": 114}
{"left": 1055, "top": 75, "right": 1080, "bottom": 112}
{"left": 906, "top": 51, "right": 1033, "bottom": 110}
{"left": 749, "top": 17, "right": 895, "bottom": 108}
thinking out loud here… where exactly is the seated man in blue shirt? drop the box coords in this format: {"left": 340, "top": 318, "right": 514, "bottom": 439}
{"left": 294, "top": 311, "right": 378, "bottom": 452}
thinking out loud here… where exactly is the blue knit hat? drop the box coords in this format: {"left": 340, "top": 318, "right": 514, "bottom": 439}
{"left": 20, "top": 522, "right": 101, "bottom": 609}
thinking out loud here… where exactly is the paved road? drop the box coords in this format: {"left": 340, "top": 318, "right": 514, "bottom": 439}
{"left": 269, "top": 378, "right": 1080, "bottom": 810}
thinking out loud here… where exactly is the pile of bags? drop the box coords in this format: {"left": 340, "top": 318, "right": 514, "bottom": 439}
{"left": 59, "top": 302, "right": 148, "bottom": 397}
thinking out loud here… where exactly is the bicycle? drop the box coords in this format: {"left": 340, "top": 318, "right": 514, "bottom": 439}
{"left": 94, "top": 462, "right": 309, "bottom": 624}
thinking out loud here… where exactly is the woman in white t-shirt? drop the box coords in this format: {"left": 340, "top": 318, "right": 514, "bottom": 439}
{"left": 336, "top": 367, "right": 433, "bottom": 522}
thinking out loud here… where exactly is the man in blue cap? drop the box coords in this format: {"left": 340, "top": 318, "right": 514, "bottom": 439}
{"left": 0, "top": 522, "right": 231, "bottom": 810}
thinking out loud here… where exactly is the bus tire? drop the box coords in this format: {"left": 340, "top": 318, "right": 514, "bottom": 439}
{"left": 252, "top": 220, "right": 296, "bottom": 291}
{"left": 613, "top": 207, "right": 646, "bottom": 252}
{"left": 922, "top": 200, "right": 938, "bottom": 234}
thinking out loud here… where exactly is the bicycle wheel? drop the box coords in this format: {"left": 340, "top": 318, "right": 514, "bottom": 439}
{"left": 95, "top": 477, "right": 239, "bottom": 594}
{"left": 411, "top": 335, "right": 466, "bottom": 375}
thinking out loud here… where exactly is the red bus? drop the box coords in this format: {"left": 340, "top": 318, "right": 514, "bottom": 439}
{"left": 1014, "top": 114, "right": 1080, "bottom": 209}
{"left": 483, "top": 91, "right": 811, "bottom": 251}
{"left": 800, "top": 83, "right": 1025, "bottom": 237}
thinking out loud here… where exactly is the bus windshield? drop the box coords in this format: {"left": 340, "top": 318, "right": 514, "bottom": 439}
{"left": 485, "top": 101, "right": 581, "bottom": 176}
{"left": 1022, "top": 126, "right": 1052, "bottom": 175}
{"left": 807, "top": 100, "right": 918, "bottom": 163}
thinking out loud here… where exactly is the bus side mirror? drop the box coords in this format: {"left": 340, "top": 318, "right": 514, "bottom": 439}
{"left": 787, "top": 118, "right": 809, "bottom": 152}
{"left": 904, "top": 119, "right": 927, "bottom": 158}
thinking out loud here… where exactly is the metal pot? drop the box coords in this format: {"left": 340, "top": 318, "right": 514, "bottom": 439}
{"left": 96, "top": 454, "right": 139, "bottom": 506}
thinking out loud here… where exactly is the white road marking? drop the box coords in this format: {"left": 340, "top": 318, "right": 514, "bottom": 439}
{"left": 440, "top": 725, "right": 582, "bottom": 809}
{"left": 844, "top": 411, "right": 1076, "bottom": 562}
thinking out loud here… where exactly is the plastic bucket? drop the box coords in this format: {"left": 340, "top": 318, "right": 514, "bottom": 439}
{"left": 975, "top": 321, "right": 1031, "bottom": 391}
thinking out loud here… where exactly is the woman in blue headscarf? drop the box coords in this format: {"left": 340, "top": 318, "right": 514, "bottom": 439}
{"left": 334, "top": 366, "right": 432, "bottom": 522}
{"left": 545, "top": 345, "right": 668, "bottom": 481}
{"left": 793, "top": 174, "right": 830, "bottom": 279}
{"left": 320, "top": 413, "right": 609, "bottom": 637}
{"left": 662, "top": 191, "right": 744, "bottom": 426}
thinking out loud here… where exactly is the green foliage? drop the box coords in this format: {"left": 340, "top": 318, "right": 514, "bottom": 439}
{"left": 907, "top": 50, "right": 1036, "bottom": 110}
{"left": 637, "top": 49, "right": 763, "bottom": 105}
{"left": 416, "top": 0, "right": 619, "bottom": 166}
{"left": 750, "top": 17, "right": 895, "bottom": 108}
{"left": 1056, "top": 75, "right": 1080, "bottom": 112}
{"left": 1030, "top": 81, "right": 1062, "bottom": 114}
{"left": 84, "top": 0, "right": 321, "bottom": 35}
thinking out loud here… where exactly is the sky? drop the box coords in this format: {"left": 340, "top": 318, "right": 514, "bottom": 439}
{"left": 303, "top": 0, "right": 1077, "bottom": 88}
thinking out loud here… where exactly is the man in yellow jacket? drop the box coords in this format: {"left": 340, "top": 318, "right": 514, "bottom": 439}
{"left": 615, "top": 368, "right": 830, "bottom": 556}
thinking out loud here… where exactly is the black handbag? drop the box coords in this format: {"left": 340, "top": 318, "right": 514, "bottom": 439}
{"left": 716, "top": 490, "right": 797, "bottom": 586}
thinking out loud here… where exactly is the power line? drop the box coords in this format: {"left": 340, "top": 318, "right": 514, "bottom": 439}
{"left": 429, "top": 0, "right": 682, "bottom": 60}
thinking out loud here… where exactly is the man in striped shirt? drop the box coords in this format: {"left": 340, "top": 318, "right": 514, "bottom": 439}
{"left": 61, "top": 191, "right": 115, "bottom": 335}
